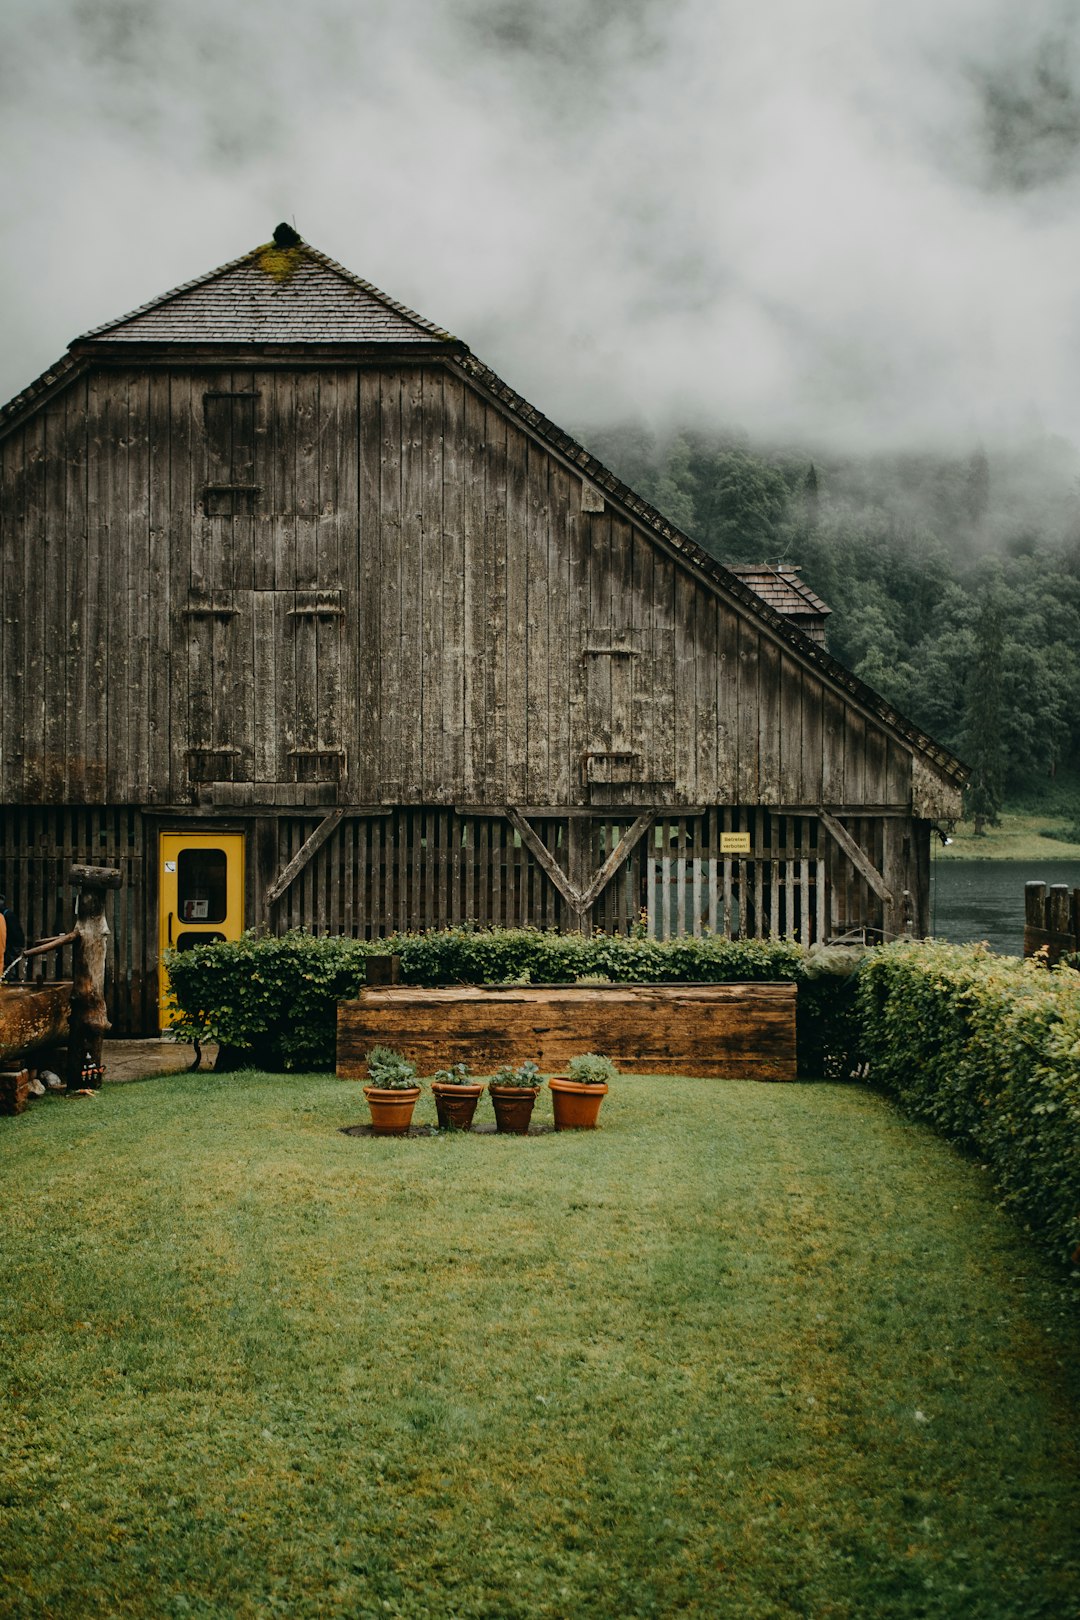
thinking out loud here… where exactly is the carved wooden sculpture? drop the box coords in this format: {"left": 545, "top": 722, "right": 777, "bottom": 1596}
{"left": 65, "top": 865, "right": 122, "bottom": 1093}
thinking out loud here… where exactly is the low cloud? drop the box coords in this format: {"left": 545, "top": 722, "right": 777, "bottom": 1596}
{"left": 3, "top": 0, "right": 1080, "bottom": 452}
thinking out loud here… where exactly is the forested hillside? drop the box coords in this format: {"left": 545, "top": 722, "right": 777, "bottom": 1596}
{"left": 583, "top": 423, "right": 1080, "bottom": 823}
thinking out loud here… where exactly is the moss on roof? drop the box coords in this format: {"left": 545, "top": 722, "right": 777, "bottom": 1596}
{"left": 256, "top": 243, "right": 305, "bottom": 284}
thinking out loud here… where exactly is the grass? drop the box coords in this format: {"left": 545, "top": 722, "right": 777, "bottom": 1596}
{"left": 939, "top": 767, "right": 1080, "bottom": 860}
{"left": 936, "top": 812, "right": 1080, "bottom": 861}
{"left": 1, "top": 1072, "right": 1078, "bottom": 1619}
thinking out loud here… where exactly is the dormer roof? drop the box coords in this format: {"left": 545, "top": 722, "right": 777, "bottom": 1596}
{"left": 725, "top": 564, "right": 831, "bottom": 621}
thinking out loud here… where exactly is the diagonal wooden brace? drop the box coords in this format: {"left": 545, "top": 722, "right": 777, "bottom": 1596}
{"left": 264, "top": 808, "right": 346, "bottom": 913}
{"left": 505, "top": 807, "right": 657, "bottom": 919}
{"left": 818, "top": 807, "right": 894, "bottom": 904}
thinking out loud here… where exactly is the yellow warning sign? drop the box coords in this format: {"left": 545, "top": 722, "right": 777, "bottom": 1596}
{"left": 720, "top": 832, "right": 752, "bottom": 854}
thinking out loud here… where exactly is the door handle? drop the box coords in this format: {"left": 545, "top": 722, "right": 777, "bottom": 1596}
{"left": 167, "top": 912, "right": 174, "bottom": 946}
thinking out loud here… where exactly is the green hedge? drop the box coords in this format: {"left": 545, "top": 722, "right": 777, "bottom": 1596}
{"left": 164, "top": 926, "right": 856, "bottom": 1075}
{"left": 857, "top": 940, "right": 1080, "bottom": 1267}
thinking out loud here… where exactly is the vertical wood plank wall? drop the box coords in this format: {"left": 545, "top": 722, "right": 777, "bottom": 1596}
{"left": 0, "top": 362, "right": 916, "bottom": 815}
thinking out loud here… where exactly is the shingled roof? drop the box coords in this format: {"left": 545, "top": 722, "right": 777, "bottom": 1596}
{"left": 78, "top": 239, "right": 455, "bottom": 347}
{"left": 725, "top": 564, "right": 831, "bottom": 621}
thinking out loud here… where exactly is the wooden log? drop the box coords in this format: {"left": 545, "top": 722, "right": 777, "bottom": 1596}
{"left": 0, "top": 984, "right": 71, "bottom": 1064}
{"left": 22, "top": 930, "right": 78, "bottom": 959}
{"left": 65, "top": 866, "right": 121, "bottom": 1092}
{"left": 337, "top": 981, "right": 798, "bottom": 1082}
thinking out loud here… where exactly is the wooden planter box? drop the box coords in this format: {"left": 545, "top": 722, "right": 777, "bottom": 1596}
{"left": 0, "top": 983, "right": 71, "bottom": 1065}
{"left": 337, "top": 982, "right": 797, "bottom": 1082}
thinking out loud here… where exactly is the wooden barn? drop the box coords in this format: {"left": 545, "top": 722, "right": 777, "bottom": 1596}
{"left": 0, "top": 228, "right": 966, "bottom": 1034}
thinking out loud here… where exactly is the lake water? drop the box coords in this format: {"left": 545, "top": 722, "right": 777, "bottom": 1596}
{"left": 929, "top": 859, "right": 1080, "bottom": 957}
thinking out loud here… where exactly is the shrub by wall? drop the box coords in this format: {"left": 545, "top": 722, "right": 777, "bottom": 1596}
{"left": 857, "top": 940, "right": 1080, "bottom": 1267}
{"left": 165, "top": 926, "right": 855, "bottom": 1075}
{"left": 165, "top": 932, "right": 372, "bottom": 1071}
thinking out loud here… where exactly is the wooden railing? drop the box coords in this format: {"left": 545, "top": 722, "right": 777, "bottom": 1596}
{"left": 1023, "top": 881, "right": 1080, "bottom": 964}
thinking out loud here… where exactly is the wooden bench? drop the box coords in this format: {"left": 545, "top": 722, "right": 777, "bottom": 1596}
{"left": 337, "top": 981, "right": 797, "bottom": 1081}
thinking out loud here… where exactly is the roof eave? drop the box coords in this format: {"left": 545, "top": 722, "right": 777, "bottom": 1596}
{"left": 67, "top": 338, "right": 469, "bottom": 364}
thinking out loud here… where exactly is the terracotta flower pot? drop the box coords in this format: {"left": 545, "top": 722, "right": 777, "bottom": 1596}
{"left": 488, "top": 1083, "right": 540, "bottom": 1134}
{"left": 431, "top": 1081, "right": 484, "bottom": 1131}
{"left": 548, "top": 1077, "right": 608, "bottom": 1130}
{"left": 363, "top": 1084, "right": 421, "bottom": 1135}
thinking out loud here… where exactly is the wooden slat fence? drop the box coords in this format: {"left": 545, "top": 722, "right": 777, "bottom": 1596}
{"left": 271, "top": 806, "right": 859, "bottom": 945}
{"left": 0, "top": 807, "right": 147, "bottom": 1034}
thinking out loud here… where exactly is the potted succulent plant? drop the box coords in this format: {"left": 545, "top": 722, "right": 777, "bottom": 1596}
{"left": 430, "top": 1061, "right": 484, "bottom": 1131}
{"left": 548, "top": 1052, "right": 616, "bottom": 1130}
{"left": 488, "top": 1060, "right": 541, "bottom": 1134}
{"left": 363, "top": 1046, "right": 422, "bottom": 1135}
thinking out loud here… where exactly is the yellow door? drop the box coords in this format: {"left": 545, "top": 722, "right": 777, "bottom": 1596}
{"left": 159, "top": 831, "right": 245, "bottom": 1030}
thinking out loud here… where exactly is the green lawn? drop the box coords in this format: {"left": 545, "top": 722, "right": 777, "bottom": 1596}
{"left": 936, "top": 811, "right": 1080, "bottom": 861}
{"left": 2, "top": 1073, "right": 1078, "bottom": 1620}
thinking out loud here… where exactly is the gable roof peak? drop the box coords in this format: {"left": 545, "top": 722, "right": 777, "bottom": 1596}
{"left": 74, "top": 234, "right": 458, "bottom": 350}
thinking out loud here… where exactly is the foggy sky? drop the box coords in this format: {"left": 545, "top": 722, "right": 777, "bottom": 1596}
{"left": 3, "top": 0, "right": 1080, "bottom": 452}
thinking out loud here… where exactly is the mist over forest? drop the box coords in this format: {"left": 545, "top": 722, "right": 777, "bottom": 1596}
{"left": 582, "top": 420, "right": 1080, "bottom": 822}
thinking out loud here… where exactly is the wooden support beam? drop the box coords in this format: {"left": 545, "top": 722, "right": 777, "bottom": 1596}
{"left": 579, "top": 813, "right": 656, "bottom": 909}
{"left": 264, "top": 809, "right": 346, "bottom": 912}
{"left": 23, "top": 929, "right": 78, "bottom": 959}
{"left": 505, "top": 807, "right": 584, "bottom": 916}
{"left": 818, "top": 808, "right": 893, "bottom": 904}
{"left": 505, "top": 808, "right": 657, "bottom": 920}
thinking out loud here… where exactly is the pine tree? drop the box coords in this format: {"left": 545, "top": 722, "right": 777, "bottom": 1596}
{"left": 804, "top": 461, "right": 819, "bottom": 523}
{"left": 963, "top": 589, "right": 1006, "bottom": 834}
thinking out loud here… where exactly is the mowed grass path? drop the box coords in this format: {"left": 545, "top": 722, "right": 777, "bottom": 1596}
{"left": 1, "top": 1075, "right": 1078, "bottom": 1620}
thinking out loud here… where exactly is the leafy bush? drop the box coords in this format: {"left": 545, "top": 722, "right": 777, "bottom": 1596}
{"left": 364, "top": 1047, "right": 419, "bottom": 1089}
{"left": 1039, "top": 819, "right": 1080, "bottom": 844}
{"left": 567, "top": 1053, "right": 618, "bottom": 1086}
{"left": 165, "top": 931, "right": 373, "bottom": 1070}
{"left": 164, "top": 926, "right": 852, "bottom": 1075}
{"left": 490, "top": 1060, "right": 541, "bottom": 1090}
{"left": 857, "top": 940, "right": 1080, "bottom": 1267}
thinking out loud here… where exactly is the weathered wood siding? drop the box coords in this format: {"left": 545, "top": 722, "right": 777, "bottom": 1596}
{"left": 337, "top": 982, "right": 798, "bottom": 1081}
{"left": 1, "top": 361, "right": 916, "bottom": 812}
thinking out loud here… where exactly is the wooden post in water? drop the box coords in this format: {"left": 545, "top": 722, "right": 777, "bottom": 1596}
{"left": 1024, "top": 881, "right": 1047, "bottom": 959}
{"left": 1024, "top": 880, "right": 1080, "bottom": 965}
{"left": 65, "top": 865, "right": 123, "bottom": 1093}
{"left": 1048, "top": 884, "right": 1074, "bottom": 965}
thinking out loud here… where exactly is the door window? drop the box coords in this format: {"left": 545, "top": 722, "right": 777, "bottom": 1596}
{"left": 177, "top": 848, "right": 228, "bottom": 923}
